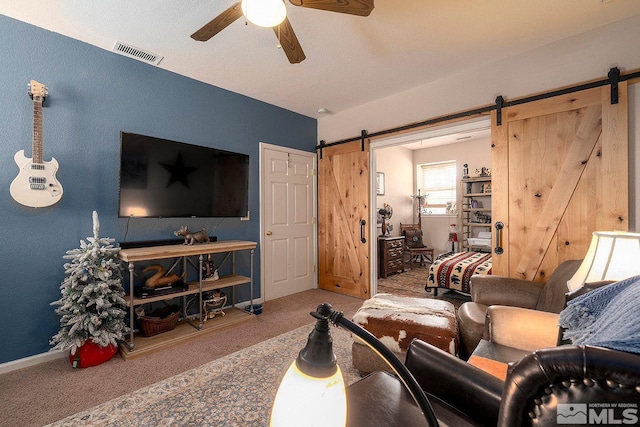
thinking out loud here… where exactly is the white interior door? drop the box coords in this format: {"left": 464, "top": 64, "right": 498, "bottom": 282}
{"left": 261, "top": 144, "right": 316, "bottom": 301}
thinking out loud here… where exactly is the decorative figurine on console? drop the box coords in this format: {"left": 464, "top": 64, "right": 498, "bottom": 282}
{"left": 174, "top": 226, "right": 210, "bottom": 245}
{"left": 202, "top": 290, "right": 227, "bottom": 322}
{"left": 202, "top": 254, "right": 219, "bottom": 281}
{"left": 143, "top": 264, "right": 186, "bottom": 288}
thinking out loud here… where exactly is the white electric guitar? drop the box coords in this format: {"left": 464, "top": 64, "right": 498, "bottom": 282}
{"left": 10, "top": 80, "right": 63, "bottom": 207}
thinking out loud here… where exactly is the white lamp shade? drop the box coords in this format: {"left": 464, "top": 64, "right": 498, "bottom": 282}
{"left": 241, "top": 0, "right": 287, "bottom": 28}
{"left": 270, "top": 361, "right": 347, "bottom": 427}
{"left": 567, "top": 231, "right": 640, "bottom": 291}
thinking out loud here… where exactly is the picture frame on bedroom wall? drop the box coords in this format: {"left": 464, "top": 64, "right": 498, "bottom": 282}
{"left": 376, "top": 172, "right": 385, "bottom": 196}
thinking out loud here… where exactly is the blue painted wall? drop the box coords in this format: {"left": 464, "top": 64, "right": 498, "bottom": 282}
{"left": 0, "top": 15, "right": 317, "bottom": 363}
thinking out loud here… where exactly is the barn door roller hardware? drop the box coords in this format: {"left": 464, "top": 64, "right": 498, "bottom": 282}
{"left": 495, "top": 96, "right": 504, "bottom": 126}
{"left": 360, "top": 130, "right": 368, "bottom": 151}
{"left": 608, "top": 67, "right": 620, "bottom": 104}
{"left": 494, "top": 67, "right": 623, "bottom": 126}
{"left": 318, "top": 140, "right": 326, "bottom": 159}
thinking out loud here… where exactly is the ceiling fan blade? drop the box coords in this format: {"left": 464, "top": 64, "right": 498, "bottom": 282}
{"left": 191, "top": 2, "right": 243, "bottom": 41}
{"left": 289, "top": 0, "right": 374, "bottom": 17}
{"left": 273, "top": 17, "right": 306, "bottom": 64}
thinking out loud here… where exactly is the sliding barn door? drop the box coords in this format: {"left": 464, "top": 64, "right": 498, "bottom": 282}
{"left": 317, "top": 141, "right": 370, "bottom": 299}
{"left": 492, "top": 83, "right": 628, "bottom": 280}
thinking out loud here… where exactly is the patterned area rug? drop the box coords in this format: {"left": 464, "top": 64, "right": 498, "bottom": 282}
{"left": 377, "top": 264, "right": 471, "bottom": 309}
{"left": 47, "top": 325, "right": 359, "bottom": 427}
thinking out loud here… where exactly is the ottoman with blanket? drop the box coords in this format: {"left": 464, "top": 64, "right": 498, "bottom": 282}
{"left": 351, "top": 293, "right": 458, "bottom": 375}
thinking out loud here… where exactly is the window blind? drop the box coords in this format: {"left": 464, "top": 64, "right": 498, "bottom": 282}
{"left": 418, "top": 160, "right": 457, "bottom": 215}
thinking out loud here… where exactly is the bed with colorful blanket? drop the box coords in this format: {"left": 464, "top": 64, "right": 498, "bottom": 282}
{"left": 425, "top": 251, "right": 492, "bottom": 294}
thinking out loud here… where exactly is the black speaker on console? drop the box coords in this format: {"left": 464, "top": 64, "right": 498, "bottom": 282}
{"left": 120, "top": 236, "right": 217, "bottom": 249}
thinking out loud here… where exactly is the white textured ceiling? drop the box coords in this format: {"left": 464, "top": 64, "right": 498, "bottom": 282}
{"left": 2, "top": 1, "right": 640, "bottom": 119}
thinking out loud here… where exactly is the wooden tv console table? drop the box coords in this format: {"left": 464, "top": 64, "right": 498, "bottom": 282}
{"left": 118, "top": 240, "right": 257, "bottom": 360}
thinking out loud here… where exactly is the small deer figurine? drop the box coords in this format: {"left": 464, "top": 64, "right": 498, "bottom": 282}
{"left": 174, "top": 226, "right": 210, "bottom": 245}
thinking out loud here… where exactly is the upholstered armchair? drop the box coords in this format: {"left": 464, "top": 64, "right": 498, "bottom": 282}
{"left": 457, "top": 259, "right": 582, "bottom": 357}
{"left": 346, "top": 339, "right": 640, "bottom": 427}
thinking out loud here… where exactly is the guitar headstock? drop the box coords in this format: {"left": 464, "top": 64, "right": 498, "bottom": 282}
{"left": 28, "top": 80, "right": 48, "bottom": 102}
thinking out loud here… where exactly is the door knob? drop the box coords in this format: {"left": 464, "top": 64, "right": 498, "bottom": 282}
{"left": 266, "top": 230, "right": 273, "bottom": 236}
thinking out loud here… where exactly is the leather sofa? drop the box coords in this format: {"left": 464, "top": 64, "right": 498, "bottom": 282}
{"left": 457, "top": 259, "right": 582, "bottom": 357}
{"left": 347, "top": 338, "right": 502, "bottom": 426}
{"left": 346, "top": 339, "right": 640, "bottom": 427}
{"left": 498, "top": 344, "right": 640, "bottom": 426}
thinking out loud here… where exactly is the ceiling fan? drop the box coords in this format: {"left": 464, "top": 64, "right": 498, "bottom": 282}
{"left": 191, "top": 0, "right": 375, "bottom": 64}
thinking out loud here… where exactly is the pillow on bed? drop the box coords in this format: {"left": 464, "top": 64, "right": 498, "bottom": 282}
{"left": 404, "top": 229, "right": 424, "bottom": 248}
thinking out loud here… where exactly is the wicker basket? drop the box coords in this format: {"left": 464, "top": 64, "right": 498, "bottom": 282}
{"left": 139, "top": 305, "right": 180, "bottom": 337}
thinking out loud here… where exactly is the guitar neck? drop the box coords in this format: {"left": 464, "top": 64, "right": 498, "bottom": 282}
{"left": 32, "top": 97, "right": 43, "bottom": 165}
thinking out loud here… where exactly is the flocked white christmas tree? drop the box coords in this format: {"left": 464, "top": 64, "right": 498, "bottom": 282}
{"left": 50, "top": 211, "right": 129, "bottom": 354}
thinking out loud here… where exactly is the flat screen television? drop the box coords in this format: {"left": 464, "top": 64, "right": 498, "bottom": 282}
{"left": 118, "top": 132, "right": 249, "bottom": 218}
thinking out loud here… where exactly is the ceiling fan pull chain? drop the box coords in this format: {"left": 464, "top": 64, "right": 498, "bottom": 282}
{"left": 277, "top": 24, "right": 282, "bottom": 49}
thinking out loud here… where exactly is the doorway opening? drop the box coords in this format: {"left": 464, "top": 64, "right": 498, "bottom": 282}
{"left": 369, "top": 117, "right": 491, "bottom": 295}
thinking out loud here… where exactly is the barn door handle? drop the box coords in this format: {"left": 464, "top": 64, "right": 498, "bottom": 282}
{"left": 360, "top": 219, "right": 367, "bottom": 244}
{"left": 494, "top": 221, "right": 504, "bottom": 255}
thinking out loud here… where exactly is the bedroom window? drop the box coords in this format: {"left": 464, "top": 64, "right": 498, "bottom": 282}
{"left": 418, "top": 160, "right": 457, "bottom": 215}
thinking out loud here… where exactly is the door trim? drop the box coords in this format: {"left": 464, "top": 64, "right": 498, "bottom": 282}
{"left": 259, "top": 142, "right": 318, "bottom": 301}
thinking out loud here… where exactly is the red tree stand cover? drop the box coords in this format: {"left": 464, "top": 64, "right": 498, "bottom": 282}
{"left": 69, "top": 339, "right": 117, "bottom": 368}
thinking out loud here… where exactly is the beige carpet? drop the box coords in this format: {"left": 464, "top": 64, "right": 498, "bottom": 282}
{"left": 46, "top": 324, "right": 359, "bottom": 426}
{"left": 2, "top": 279, "right": 466, "bottom": 426}
{"left": 0, "top": 289, "right": 364, "bottom": 427}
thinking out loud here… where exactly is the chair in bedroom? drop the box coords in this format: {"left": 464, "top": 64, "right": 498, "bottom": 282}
{"left": 399, "top": 223, "right": 433, "bottom": 267}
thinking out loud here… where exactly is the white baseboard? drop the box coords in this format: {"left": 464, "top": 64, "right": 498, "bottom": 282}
{"left": 0, "top": 349, "right": 67, "bottom": 374}
{"left": 235, "top": 297, "right": 264, "bottom": 309}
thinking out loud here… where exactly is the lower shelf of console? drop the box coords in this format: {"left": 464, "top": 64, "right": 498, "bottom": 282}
{"left": 118, "top": 307, "right": 254, "bottom": 360}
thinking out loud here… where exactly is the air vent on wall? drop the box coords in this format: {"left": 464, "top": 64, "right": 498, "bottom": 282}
{"left": 112, "top": 41, "right": 163, "bottom": 65}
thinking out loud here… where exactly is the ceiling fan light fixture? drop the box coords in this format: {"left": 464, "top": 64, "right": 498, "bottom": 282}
{"left": 241, "top": 0, "right": 287, "bottom": 28}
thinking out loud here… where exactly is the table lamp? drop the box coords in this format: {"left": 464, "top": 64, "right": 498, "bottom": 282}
{"left": 567, "top": 231, "right": 640, "bottom": 292}
{"left": 270, "top": 303, "right": 439, "bottom": 427}
{"left": 270, "top": 311, "right": 347, "bottom": 426}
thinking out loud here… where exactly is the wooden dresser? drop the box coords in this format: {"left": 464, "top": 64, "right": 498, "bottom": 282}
{"left": 378, "top": 236, "right": 405, "bottom": 278}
